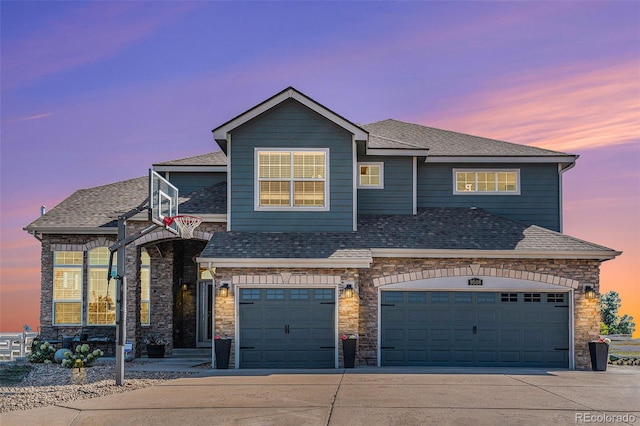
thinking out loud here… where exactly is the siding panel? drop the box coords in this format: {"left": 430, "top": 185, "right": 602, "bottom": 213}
{"left": 417, "top": 163, "right": 561, "bottom": 231}
{"left": 230, "top": 100, "right": 354, "bottom": 232}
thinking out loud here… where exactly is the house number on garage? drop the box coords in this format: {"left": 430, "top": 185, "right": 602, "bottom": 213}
{"left": 468, "top": 278, "right": 483, "bottom": 286}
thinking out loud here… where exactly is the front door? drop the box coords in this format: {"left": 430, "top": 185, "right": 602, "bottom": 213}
{"left": 197, "top": 280, "right": 213, "bottom": 347}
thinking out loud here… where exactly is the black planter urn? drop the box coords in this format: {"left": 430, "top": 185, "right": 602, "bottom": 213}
{"left": 342, "top": 339, "right": 357, "bottom": 368}
{"left": 147, "top": 344, "right": 165, "bottom": 359}
{"left": 588, "top": 342, "right": 609, "bottom": 371}
{"left": 214, "top": 339, "right": 232, "bottom": 369}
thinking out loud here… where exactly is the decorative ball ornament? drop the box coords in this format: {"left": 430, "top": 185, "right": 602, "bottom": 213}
{"left": 54, "top": 348, "right": 72, "bottom": 364}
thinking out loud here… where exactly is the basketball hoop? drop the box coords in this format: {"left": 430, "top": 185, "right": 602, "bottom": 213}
{"left": 163, "top": 215, "right": 202, "bottom": 239}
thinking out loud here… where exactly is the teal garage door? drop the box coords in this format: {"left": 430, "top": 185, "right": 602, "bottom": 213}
{"left": 239, "top": 288, "right": 335, "bottom": 368}
{"left": 381, "top": 291, "right": 569, "bottom": 367}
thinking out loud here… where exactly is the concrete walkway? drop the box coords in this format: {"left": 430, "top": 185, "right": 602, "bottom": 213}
{"left": 2, "top": 366, "right": 639, "bottom": 425}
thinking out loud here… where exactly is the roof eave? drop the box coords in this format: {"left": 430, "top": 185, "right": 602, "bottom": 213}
{"left": 195, "top": 257, "right": 373, "bottom": 268}
{"left": 366, "top": 148, "right": 430, "bottom": 157}
{"left": 23, "top": 227, "right": 117, "bottom": 235}
{"left": 152, "top": 166, "right": 227, "bottom": 173}
{"left": 371, "top": 248, "right": 621, "bottom": 261}
{"left": 425, "top": 156, "right": 578, "bottom": 164}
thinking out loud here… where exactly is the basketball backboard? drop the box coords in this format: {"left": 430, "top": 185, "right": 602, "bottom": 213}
{"left": 149, "top": 170, "right": 179, "bottom": 235}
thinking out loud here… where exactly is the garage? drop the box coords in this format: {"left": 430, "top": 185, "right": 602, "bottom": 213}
{"left": 238, "top": 288, "right": 336, "bottom": 368}
{"left": 380, "top": 291, "right": 569, "bottom": 367}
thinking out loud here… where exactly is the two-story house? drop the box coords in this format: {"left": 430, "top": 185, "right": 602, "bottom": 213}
{"left": 24, "top": 87, "right": 620, "bottom": 369}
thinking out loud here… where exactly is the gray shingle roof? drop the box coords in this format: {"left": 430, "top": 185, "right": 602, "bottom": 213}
{"left": 24, "top": 177, "right": 227, "bottom": 232}
{"left": 363, "top": 119, "right": 576, "bottom": 157}
{"left": 200, "top": 207, "right": 617, "bottom": 259}
{"left": 153, "top": 151, "right": 227, "bottom": 166}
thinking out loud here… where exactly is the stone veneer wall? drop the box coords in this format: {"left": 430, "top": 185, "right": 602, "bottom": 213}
{"left": 37, "top": 220, "right": 223, "bottom": 357}
{"left": 360, "top": 257, "right": 602, "bottom": 369}
{"left": 215, "top": 257, "right": 603, "bottom": 369}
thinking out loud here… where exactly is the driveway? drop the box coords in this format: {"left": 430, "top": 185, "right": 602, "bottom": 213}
{"left": 2, "top": 366, "right": 639, "bottom": 425}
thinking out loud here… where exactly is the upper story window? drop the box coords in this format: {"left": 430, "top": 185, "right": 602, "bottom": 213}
{"left": 453, "top": 169, "right": 520, "bottom": 195}
{"left": 358, "top": 162, "right": 384, "bottom": 189}
{"left": 53, "top": 251, "right": 83, "bottom": 325}
{"left": 255, "top": 148, "right": 329, "bottom": 210}
{"left": 87, "top": 247, "right": 116, "bottom": 325}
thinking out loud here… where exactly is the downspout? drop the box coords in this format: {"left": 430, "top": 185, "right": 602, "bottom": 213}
{"left": 558, "top": 160, "right": 577, "bottom": 233}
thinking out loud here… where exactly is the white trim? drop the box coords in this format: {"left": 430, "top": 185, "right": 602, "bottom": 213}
{"left": 426, "top": 156, "right": 577, "bottom": 164}
{"left": 412, "top": 156, "right": 417, "bottom": 215}
{"left": 254, "top": 148, "right": 330, "bottom": 212}
{"left": 227, "top": 134, "right": 232, "bottom": 231}
{"left": 213, "top": 88, "right": 368, "bottom": 141}
{"left": 357, "top": 162, "right": 384, "bottom": 189}
{"left": 453, "top": 168, "right": 521, "bottom": 195}
{"left": 196, "top": 257, "right": 373, "bottom": 268}
{"left": 370, "top": 248, "right": 621, "bottom": 260}
{"left": 24, "top": 227, "right": 119, "bottom": 234}
{"left": 152, "top": 166, "right": 227, "bottom": 173}
{"left": 379, "top": 276, "right": 573, "bottom": 291}
{"left": 352, "top": 136, "right": 357, "bottom": 231}
{"left": 366, "top": 148, "right": 430, "bottom": 156}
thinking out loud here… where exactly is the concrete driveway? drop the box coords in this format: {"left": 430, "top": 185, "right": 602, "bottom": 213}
{"left": 2, "top": 366, "right": 639, "bottom": 425}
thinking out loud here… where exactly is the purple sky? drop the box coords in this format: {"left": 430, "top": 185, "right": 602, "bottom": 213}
{"left": 1, "top": 1, "right": 639, "bottom": 332}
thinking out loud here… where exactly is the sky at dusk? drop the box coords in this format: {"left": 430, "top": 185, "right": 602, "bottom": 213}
{"left": 1, "top": 2, "right": 638, "bottom": 335}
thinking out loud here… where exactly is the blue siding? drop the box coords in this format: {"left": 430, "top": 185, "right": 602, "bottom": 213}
{"left": 417, "top": 163, "right": 561, "bottom": 231}
{"left": 230, "top": 100, "right": 354, "bottom": 232}
{"left": 168, "top": 172, "right": 226, "bottom": 195}
{"left": 357, "top": 145, "right": 413, "bottom": 214}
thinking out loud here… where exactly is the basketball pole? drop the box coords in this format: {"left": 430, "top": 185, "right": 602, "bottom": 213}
{"left": 108, "top": 198, "right": 159, "bottom": 386}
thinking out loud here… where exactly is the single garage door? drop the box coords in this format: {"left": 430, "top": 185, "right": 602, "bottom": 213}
{"left": 239, "top": 288, "right": 335, "bottom": 368}
{"left": 381, "top": 291, "right": 569, "bottom": 367}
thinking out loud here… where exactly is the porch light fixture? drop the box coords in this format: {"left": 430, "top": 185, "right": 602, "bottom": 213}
{"left": 219, "top": 283, "right": 229, "bottom": 298}
{"left": 584, "top": 286, "right": 596, "bottom": 300}
{"left": 181, "top": 283, "right": 188, "bottom": 291}
{"left": 344, "top": 284, "right": 354, "bottom": 298}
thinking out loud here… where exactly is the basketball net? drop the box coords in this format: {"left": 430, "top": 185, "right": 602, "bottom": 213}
{"left": 163, "top": 215, "right": 203, "bottom": 239}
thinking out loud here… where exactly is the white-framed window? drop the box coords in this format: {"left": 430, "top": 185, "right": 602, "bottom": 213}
{"left": 140, "top": 249, "right": 151, "bottom": 326}
{"left": 357, "top": 162, "right": 384, "bottom": 189}
{"left": 87, "top": 247, "right": 116, "bottom": 325}
{"left": 453, "top": 169, "right": 520, "bottom": 195}
{"left": 53, "top": 251, "right": 83, "bottom": 325}
{"left": 255, "top": 148, "right": 329, "bottom": 210}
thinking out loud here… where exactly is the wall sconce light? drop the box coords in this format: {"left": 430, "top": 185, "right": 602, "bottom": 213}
{"left": 344, "top": 284, "right": 354, "bottom": 298}
{"left": 219, "top": 283, "right": 229, "bottom": 298}
{"left": 181, "top": 283, "right": 188, "bottom": 291}
{"left": 584, "top": 286, "right": 596, "bottom": 300}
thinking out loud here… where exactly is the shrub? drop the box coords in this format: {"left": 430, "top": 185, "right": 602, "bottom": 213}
{"left": 28, "top": 341, "right": 56, "bottom": 364}
{"left": 61, "top": 343, "right": 104, "bottom": 368}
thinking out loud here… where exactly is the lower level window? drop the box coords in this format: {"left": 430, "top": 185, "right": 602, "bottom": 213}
{"left": 53, "top": 251, "right": 83, "bottom": 325}
{"left": 87, "top": 247, "right": 116, "bottom": 325}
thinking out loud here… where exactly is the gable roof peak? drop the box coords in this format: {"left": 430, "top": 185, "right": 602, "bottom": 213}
{"left": 212, "top": 86, "right": 368, "bottom": 143}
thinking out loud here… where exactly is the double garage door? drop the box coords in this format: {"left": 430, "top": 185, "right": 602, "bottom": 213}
{"left": 381, "top": 291, "right": 569, "bottom": 367}
{"left": 239, "top": 288, "right": 335, "bottom": 368}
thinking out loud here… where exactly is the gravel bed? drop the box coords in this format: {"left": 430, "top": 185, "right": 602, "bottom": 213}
{"left": 0, "top": 362, "right": 197, "bottom": 413}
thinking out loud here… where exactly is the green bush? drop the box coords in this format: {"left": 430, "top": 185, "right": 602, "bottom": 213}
{"left": 28, "top": 341, "right": 56, "bottom": 364}
{"left": 61, "top": 343, "right": 104, "bottom": 368}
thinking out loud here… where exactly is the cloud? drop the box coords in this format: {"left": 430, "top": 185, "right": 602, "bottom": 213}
{"left": 2, "top": 2, "right": 199, "bottom": 90}
{"left": 7, "top": 112, "right": 53, "bottom": 123}
{"left": 424, "top": 60, "right": 640, "bottom": 152}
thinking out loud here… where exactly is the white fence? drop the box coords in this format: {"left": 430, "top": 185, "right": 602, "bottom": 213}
{"left": 0, "top": 332, "right": 40, "bottom": 361}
